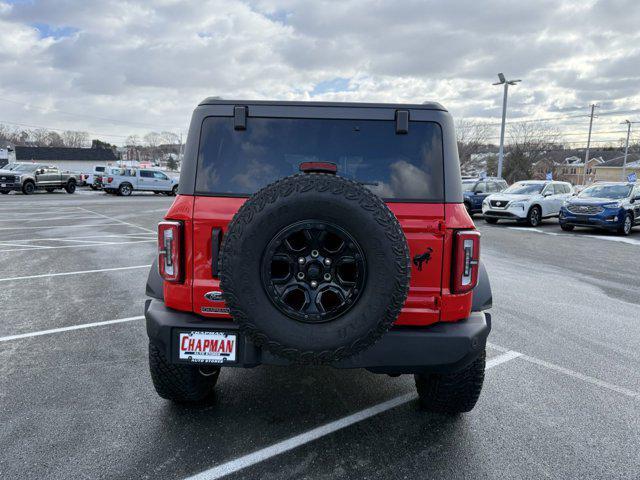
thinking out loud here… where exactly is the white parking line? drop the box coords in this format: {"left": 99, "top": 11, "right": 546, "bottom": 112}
{"left": 0, "top": 233, "right": 154, "bottom": 243}
{"left": 487, "top": 342, "right": 639, "bottom": 399}
{"left": 184, "top": 350, "right": 520, "bottom": 480}
{"left": 0, "top": 223, "right": 122, "bottom": 230}
{"left": 0, "top": 264, "right": 151, "bottom": 283}
{"left": 0, "top": 215, "right": 103, "bottom": 222}
{"left": 77, "top": 206, "right": 156, "bottom": 234}
{"left": 0, "top": 239, "right": 156, "bottom": 253}
{"left": 0, "top": 315, "right": 144, "bottom": 342}
{"left": 0, "top": 242, "right": 49, "bottom": 249}
{"left": 505, "top": 226, "right": 640, "bottom": 245}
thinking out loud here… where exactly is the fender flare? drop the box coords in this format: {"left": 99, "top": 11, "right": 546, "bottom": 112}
{"left": 471, "top": 262, "right": 492, "bottom": 312}
{"left": 146, "top": 259, "right": 164, "bottom": 300}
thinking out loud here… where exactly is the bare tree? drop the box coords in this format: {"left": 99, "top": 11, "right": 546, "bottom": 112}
{"left": 160, "top": 131, "right": 180, "bottom": 146}
{"left": 455, "top": 119, "right": 494, "bottom": 165}
{"left": 503, "top": 123, "right": 563, "bottom": 183}
{"left": 62, "top": 130, "right": 89, "bottom": 148}
{"left": 45, "top": 131, "right": 65, "bottom": 147}
{"left": 31, "top": 128, "right": 50, "bottom": 146}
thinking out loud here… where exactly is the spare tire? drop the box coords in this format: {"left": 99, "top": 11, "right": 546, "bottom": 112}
{"left": 219, "top": 173, "right": 411, "bottom": 365}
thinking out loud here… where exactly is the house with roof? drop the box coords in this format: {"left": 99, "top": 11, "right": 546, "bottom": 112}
{"left": 593, "top": 155, "right": 640, "bottom": 182}
{"left": 13, "top": 146, "right": 118, "bottom": 173}
{"left": 553, "top": 156, "right": 605, "bottom": 185}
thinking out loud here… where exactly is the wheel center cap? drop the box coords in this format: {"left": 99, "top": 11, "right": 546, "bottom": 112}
{"left": 306, "top": 263, "right": 322, "bottom": 280}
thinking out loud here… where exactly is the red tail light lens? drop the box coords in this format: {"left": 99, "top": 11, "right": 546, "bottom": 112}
{"left": 452, "top": 230, "right": 480, "bottom": 294}
{"left": 107, "top": 177, "right": 113, "bottom": 183}
{"left": 158, "top": 221, "right": 183, "bottom": 282}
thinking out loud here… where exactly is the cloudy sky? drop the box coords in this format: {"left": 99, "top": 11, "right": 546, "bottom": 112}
{"left": 0, "top": 0, "right": 639, "bottom": 146}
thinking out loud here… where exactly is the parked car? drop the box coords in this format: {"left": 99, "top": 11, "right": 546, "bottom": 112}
{"left": 559, "top": 182, "right": 640, "bottom": 235}
{"left": 102, "top": 167, "right": 178, "bottom": 196}
{"left": 144, "top": 99, "right": 493, "bottom": 414}
{"left": 85, "top": 165, "right": 107, "bottom": 190}
{"left": 0, "top": 163, "right": 78, "bottom": 195}
{"left": 482, "top": 180, "right": 573, "bottom": 226}
{"left": 462, "top": 177, "right": 508, "bottom": 215}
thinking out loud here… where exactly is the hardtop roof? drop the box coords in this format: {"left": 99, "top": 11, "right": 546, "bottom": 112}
{"left": 198, "top": 98, "right": 447, "bottom": 111}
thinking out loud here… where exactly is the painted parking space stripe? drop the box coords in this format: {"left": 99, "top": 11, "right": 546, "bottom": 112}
{"left": 0, "top": 239, "right": 156, "bottom": 253}
{"left": 0, "top": 215, "right": 105, "bottom": 222}
{"left": 184, "top": 350, "right": 521, "bottom": 480}
{"left": 0, "top": 233, "right": 155, "bottom": 243}
{"left": 77, "top": 206, "right": 156, "bottom": 234}
{"left": 0, "top": 264, "right": 152, "bottom": 283}
{"left": 505, "top": 226, "right": 640, "bottom": 245}
{"left": 487, "top": 342, "right": 639, "bottom": 399}
{"left": 0, "top": 315, "right": 144, "bottom": 342}
{"left": 0, "top": 223, "right": 123, "bottom": 230}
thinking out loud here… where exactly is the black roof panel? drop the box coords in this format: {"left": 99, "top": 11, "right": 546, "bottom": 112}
{"left": 198, "top": 98, "right": 447, "bottom": 111}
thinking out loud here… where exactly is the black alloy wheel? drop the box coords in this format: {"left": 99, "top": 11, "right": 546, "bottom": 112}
{"left": 261, "top": 220, "right": 366, "bottom": 324}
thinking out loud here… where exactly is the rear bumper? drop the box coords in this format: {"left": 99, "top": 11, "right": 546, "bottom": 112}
{"left": 145, "top": 299, "right": 491, "bottom": 374}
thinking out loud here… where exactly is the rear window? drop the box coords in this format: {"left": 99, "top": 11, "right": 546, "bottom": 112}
{"left": 196, "top": 116, "right": 444, "bottom": 201}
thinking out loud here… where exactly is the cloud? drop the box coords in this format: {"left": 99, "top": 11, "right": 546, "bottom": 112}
{"left": 0, "top": 0, "right": 638, "bottom": 144}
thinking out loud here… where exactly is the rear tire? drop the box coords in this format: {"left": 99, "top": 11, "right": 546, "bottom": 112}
{"left": 618, "top": 213, "right": 633, "bottom": 236}
{"left": 415, "top": 350, "right": 486, "bottom": 414}
{"left": 560, "top": 224, "right": 574, "bottom": 231}
{"left": 148, "top": 343, "right": 220, "bottom": 404}
{"left": 118, "top": 183, "right": 133, "bottom": 196}
{"left": 171, "top": 185, "right": 178, "bottom": 196}
{"left": 484, "top": 217, "right": 498, "bottom": 224}
{"left": 0, "top": 190, "right": 9, "bottom": 194}
{"left": 527, "top": 206, "right": 541, "bottom": 227}
{"left": 65, "top": 181, "right": 76, "bottom": 194}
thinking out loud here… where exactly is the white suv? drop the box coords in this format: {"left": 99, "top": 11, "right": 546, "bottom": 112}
{"left": 482, "top": 180, "right": 573, "bottom": 226}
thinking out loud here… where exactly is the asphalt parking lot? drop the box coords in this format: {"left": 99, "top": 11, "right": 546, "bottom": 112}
{"left": 1, "top": 191, "right": 639, "bottom": 479}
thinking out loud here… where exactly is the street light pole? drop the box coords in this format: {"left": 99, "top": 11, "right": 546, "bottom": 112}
{"left": 493, "top": 73, "right": 521, "bottom": 179}
{"left": 582, "top": 104, "right": 598, "bottom": 185}
{"left": 622, "top": 120, "right": 631, "bottom": 181}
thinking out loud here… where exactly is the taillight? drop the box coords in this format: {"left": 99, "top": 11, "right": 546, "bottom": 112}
{"left": 107, "top": 177, "right": 113, "bottom": 183}
{"left": 158, "top": 221, "right": 183, "bottom": 282}
{"left": 452, "top": 230, "right": 480, "bottom": 293}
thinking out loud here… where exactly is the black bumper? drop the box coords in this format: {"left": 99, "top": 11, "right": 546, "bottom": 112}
{"left": 145, "top": 299, "right": 491, "bottom": 374}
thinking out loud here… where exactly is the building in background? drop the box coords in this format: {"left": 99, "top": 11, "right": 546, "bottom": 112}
{"left": 554, "top": 156, "right": 604, "bottom": 185}
{"left": 594, "top": 157, "right": 640, "bottom": 182}
{"left": 13, "top": 146, "right": 118, "bottom": 173}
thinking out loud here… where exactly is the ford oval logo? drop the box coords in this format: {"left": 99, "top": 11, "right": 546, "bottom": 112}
{"left": 204, "top": 291, "right": 223, "bottom": 302}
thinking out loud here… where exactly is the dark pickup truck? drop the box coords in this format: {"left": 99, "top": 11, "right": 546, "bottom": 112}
{"left": 0, "top": 163, "right": 79, "bottom": 195}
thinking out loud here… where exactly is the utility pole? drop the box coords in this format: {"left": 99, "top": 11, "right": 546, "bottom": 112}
{"left": 582, "top": 103, "right": 598, "bottom": 185}
{"left": 622, "top": 120, "right": 631, "bottom": 181}
{"left": 493, "top": 73, "right": 521, "bottom": 178}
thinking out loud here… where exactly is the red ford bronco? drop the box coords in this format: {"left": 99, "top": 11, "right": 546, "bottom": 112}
{"left": 145, "top": 99, "right": 492, "bottom": 413}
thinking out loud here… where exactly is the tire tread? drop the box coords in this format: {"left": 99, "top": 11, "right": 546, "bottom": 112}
{"left": 219, "top": 173, "right": 411, "bottom": 365}
{"left": 148, "top": 343, "right": 219, "bottom": 404}
{"left": 414, "top": 350, "right": 486, "bottom": 414}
